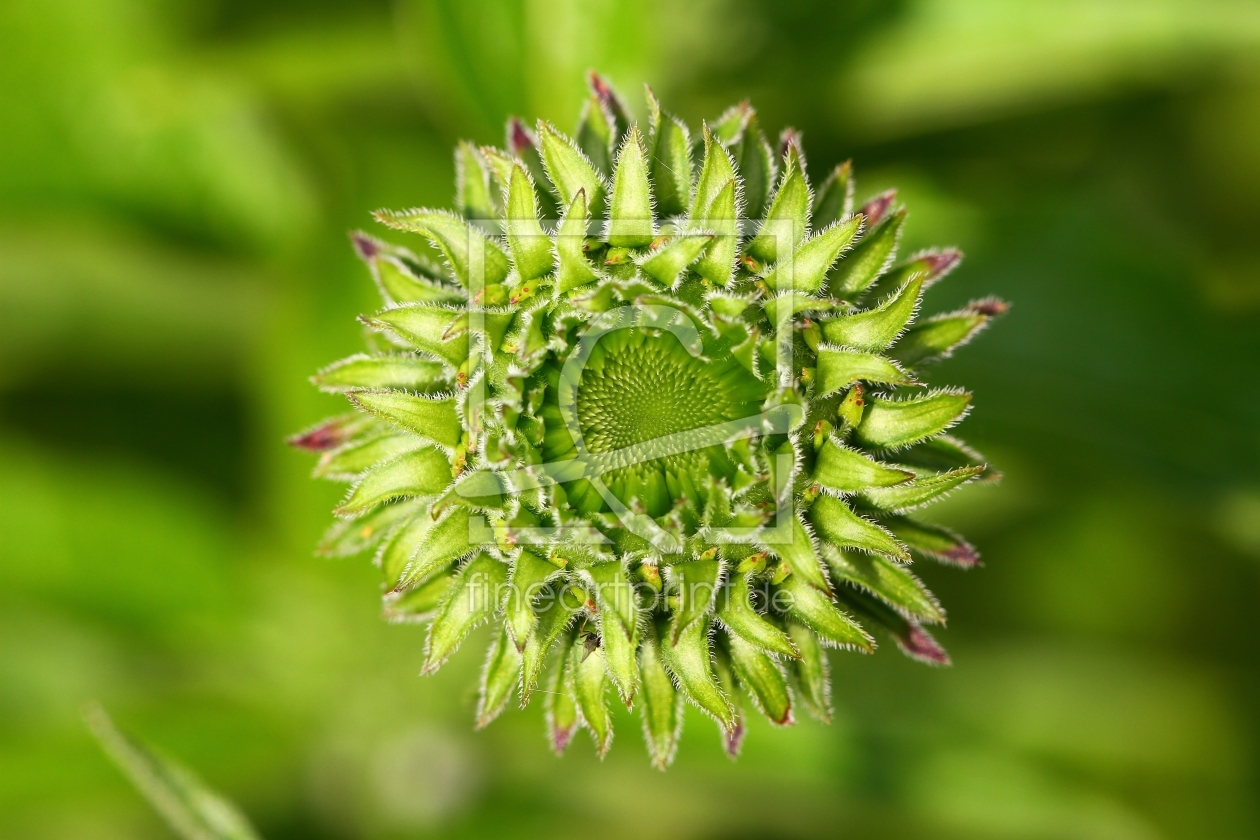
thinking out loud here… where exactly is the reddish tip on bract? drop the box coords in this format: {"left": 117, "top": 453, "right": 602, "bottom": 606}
{"left": 508, "top": 117, "right": 534, "bottom": 157}
{"left": 288, "top": 421, "right": 346, "bottom": 452}
{"left": 587, "top": 71, "right": 628, "bottom": 119}
{"left": 724, "top": 720, "right": 746, "bottom": 758}
{"left": 550, "top": 722, "right": 576, "bottom": 755}
{"left": 944, "top": 543, "right": 981, "bottom": 568}
{"left": 927, "top": 249, "right": 961, "bottom": 274}
{"left": 588, "top": 70, "right": 612, "bottom": 100}
{"left": 968, "top": 297, "right": 1011, "bottom": 317}
{"left": 350, "top": 232, "right": 378, "bottom": 261}
{"left": 778, "top": 128, "right": 802, "bottom": 160}
{"left": 921, "top": 248, "right": 962, "bottom": 281}
{"left": 861, "top": 190, "right": 898, "bottom": 227}
{"left": 898, "top": 624, "right": 951, "bottom": 666}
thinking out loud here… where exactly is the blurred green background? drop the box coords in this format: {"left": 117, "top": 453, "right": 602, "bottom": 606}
{"left": 3, "top": 0, "right": 1259, "bottom": 837}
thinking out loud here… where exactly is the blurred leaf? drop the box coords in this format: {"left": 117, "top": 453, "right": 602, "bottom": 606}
{"left": 0, "top": 0, "right": 317, "bottom": 249}
{"left": 0, "top": 222, "right": 263, "bottom": 385}
{"left": 85, "top": 703, "right": 262, "bottom": 840}
{"left": 841, "top": 0, "right": 1260, "bottom": 138}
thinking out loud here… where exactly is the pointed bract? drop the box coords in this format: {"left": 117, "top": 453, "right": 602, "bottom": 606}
{"left": 717, "top": 573, "right": 800, "bottom": 658}
{"left": 607, "top": 127, "right": 655, "bottom": 247}
{"left": 505, "top": 163, "right": 556, "bottom": 281}
{"left": 813, "top": 438, "right": 915, "bottom": 492}
{"left": 666, "top": 558, "right": 723, "bottom": 643}
{"left": 315, "top": 355, "right": 447, "bottom": 393}
{"left": 810, "top": 494, "right": 909, "bottom": 560}
{"left": 554, "top": 190, "right": 600, "bottom": 293}
{"left": 853, "top": 391, "right": 972, "bottom": 450}
{"left": 639, "top": 234, "right": 712, "bottom": 286}
{"left": 822, "top": 275, "right": 924, "bottom": 352}
{"left": 815, "top": 346, "right": 916, "bottom": 394}
{"left": 787, "top": 622, "right": 832, "bottom": 722}
{"left": 831, "top": 209, "right": 905, "bottom": 297}
{"left": 761, "top": 216, "right": 862, "bottom": 294}
{"left": 456, "top": 142, "right": 499, "bottom": 222}
{"left": 477, "top": 627, "right": 523, "bottom": 729}
{"left": 348, "top": 390, "right": 461, "bottom": 449}
{"left": 646, "top": 87, "right": 693, "bottom": 218}
{"left": 725, "top": 632, "right": 792, "bottom": 725}
{"left": 639, "top": 627, "right": 682, "bottom": 769}
{"left": 746, "top": 158, "right": 810, "bottom": 264}
{"left": 824, "top": 546, "right": 945, "bottom": 624}
{"left": 812, "top": 161, "right": 854, "bottom": 230}
{"left": 690, "top": 125, "right": 737, "bottom": 221}
{"left": 362, "top": 305, "right": 469, "bottom": 367}
{"left": 423, "top": 554, "right": 508, "bottom": 674}
{"left": 779, "top": 572, "right": 873, "bottom": 651}
{"left": 545, "top": 630, "right": 580, "bottom": 753}
{"left": 894, "top": 299, "right": 1007, "bottom": 366}
{"left": 692, "top": 179, "right": 739, "bottom": 285}
{"left": 662, "top": 616, "right": 735, "bottom": 730}
{"left": 574, "top": 644, "right": 614, "bottom": 757}
{"left": 374, "top": 209, "right": 510, "bottom": 290}
{"left": 538, "top": 121, "right": 607, "bottom": 213}
{"left": 336, "top": 448, "right": 451, "bottom": 516}
{"left": 397, "top": 506, "right": 478, "bottom": 590}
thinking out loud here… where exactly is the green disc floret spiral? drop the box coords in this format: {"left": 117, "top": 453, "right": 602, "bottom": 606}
{"left": 292, "top": 73, "right": 1005, "bottom": 768}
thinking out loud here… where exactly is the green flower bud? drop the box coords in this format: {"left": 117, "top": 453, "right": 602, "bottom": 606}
{"left": 295, "top": 74, "right": 1001, "bottom": 767}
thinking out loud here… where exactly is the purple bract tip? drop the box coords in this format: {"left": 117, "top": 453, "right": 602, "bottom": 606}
{"left": 861, "top": 190, "right": 898, "bottom": 227}
{"left": 724, "top": 720, "right": 746, "bottom": 758}
{"left": 289, "top": 422, "right": 344, "bottom": 452}
{"left": 900, "top": 624, "right": 951, "bottom": 666}
{"left": 969, "top": 297, "right": 1010, "bottom": 317}
{"left": 350, "top": 232, "right": 378, "bottom": 261}
{"left": 778, "top": 128, "right": 801, "bottom": 160}
{"left": 551, "top": 723, "right": 575, "bottom": 755}
{"left": 924, "top": 249, "right": 962, "bottom": 279}
{"left": 588, "top": 70, "right": 611, "bottom": 99}
{"left": 508, "top": 117, "right": 534, "bottom": 156}
{"left": 944, "top": 544, "right": 980, "bottom": 567}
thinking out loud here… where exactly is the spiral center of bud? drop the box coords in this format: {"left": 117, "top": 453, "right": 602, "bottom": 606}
{"left": 576, "top": 331, "right": 743, "bottom": 454}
